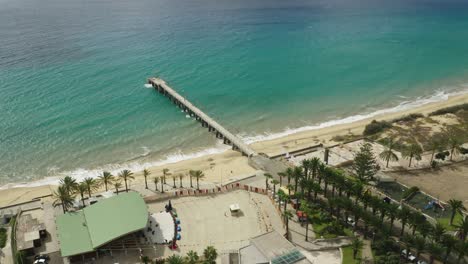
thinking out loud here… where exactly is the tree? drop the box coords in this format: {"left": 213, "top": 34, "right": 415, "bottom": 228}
{"left": 285, "top": 167, "right": 293, "bottom": 185}
{"left": 292, "top": 167, "right": 303, "bottom": 194}
{"left": 160, "top": 176, "right": 165, "bottom": 193}
{"left": 99, "top": 171, "right": 114, "bottom": 191}
{"left": 264, "top": 173, "right": 272, "bottom": 190}
{"left": 403, "top": 141, "right": 423, "bottom": 167}
{"left": 310, "top": 157, "right": 321, "bottom": 181}
{"left": 301, "top": 159, "right": 311, "bottom": 180}
{"left": 278, "top": 172, "right": 285, "bottom": 187}
{"left": 203, "top": 246, "right": 218, "bottom": 264}
{"left": 75, "top": 182, "right": 87, "bottom": 207}
{"left": 431, "top": 222, "right": 446, "bottom": 243}
{"left": 271, "top": 179, "right": 279, "bottom": 195}
{"left": 413, "top": 235, "right": 426, "bottom": 259}
{"left": 189, "top": 170, "right": 194, "bottom": 188}
{"left": 455, "top": 240, "right": 468, "bottom": 263}
{"left": 163, "top": 168, "right": 170, "bottom": 184}
{"left": 448, "top": 199, "right": 466, "bottom": 226}
{"left": 353, "top": 142, "right": 379, "bottom": 182}
{"left": 427, "top": 242, "right": 443, "bottom": 264}
{"left": 114, "top": 181, "right": 122, "bottom": 194}
{"left": 300, "top": 200, "right": 312, "bottom": 241}
{"left": 398, "top": 206, "right": 412, "bottom": 237}
{"left": 454, "top": 216, "right": 468, "bottom": 241}
{"left": 53, "top": 185, "right": 75, "bottom": 213}
{"left": 283, "top": 210, "right": 293, "bottom": 240}
{"left": 172, "top": 175, "right": 177, "bottom": 188}
{"left": 427, "top": 133, "right": 446, "bottom": 163}
{"left": 190, "top": 170, "right": 205, "bottom": 190}
{"left": 179, "top": 173, "right": 185, "bottom": 188}
{"left": 442, "top": 234, "right": 457, "bottom": 263}
{"left": 379, "top": 137, "right": 399, "bottom": 168}
{"left": 351, "top": 238, "right": 364, "bottom": 259}
{"left": 153, "top": 177, "right": 159, "bottom": 191}
{"left": 166, "top": 254, "right": 184, "bottom": 264}
{"left": 83, "top": 177, "right": 98, "bottom": 197}
{"left": 118, "top": 169, "right": 134, "bottom": 192}
{"left": 143, "top": 169, "right": 150, "bottom": 189}
{"left": 445, "top": 126, "right": 464, "bottom": 161}
{"left": 59, "top": 176, "right": 78, "bottom": 195}
{"left": 185, "top": 250, "right": 199, "bottom": 264}
{"left": 141, "top": 256, "right": 150, "bottom": 264}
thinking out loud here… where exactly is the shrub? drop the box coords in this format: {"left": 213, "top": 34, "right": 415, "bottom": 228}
{"left": 435, "top": 151, "right": 450, "bottom": 160}
{"left": 429, "top": 103, "right": 468, "bottom": 116}
{"left": 363, "top": 120, "right": 392, "bottom": 136}
{"left": 392, "top": 113, "right": 424, "bottom": 123}
{"left": 0, "top": 227, "right": 6, "bottom": 248}
{"left": 460, "top": 147, "right": 468, "bottom": 155}
{"left": 431, "top": 160, "right": 439, "bottom": 170}
{"left": 402, "top": 186, "right": 420, "bottom": 201}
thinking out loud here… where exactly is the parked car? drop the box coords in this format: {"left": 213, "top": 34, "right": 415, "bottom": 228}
{"left": 346, "top": 217, "right": 355, "bottom": 227}
{"left": 401, "top": 249, "right": 417, "bottom": 262}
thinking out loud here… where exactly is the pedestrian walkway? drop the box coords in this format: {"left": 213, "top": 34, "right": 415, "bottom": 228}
{"left": 360, "top": 238, "right": 374, "bottom": 264}
{"left": 0, "top": 226, "right": 13, "bottom": 264}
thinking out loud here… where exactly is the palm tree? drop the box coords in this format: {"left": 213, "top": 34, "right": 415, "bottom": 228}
{"left": 300, "top": 200, "right": 312, "bottom": 241}
{"left": 402, "top": 234, "right": 414, "bottom": 261}
{"left": 163, "top": 168, "right": 170, "bottom": 184}
{"left": 398, "top": 206, "right": 412, "bottom": 237}
{"left": 278, "top": 172, "right": 285, "bottom": 187}
{"left": 99, "top": 171, "right": 114, "bottom": 191}
{"left": 310, "top": 157, "right": 320, "bottom": 181}
{"left": 153, "top": 177, "right": 159, "bottom": 191}
{"left": 448, "top": 199, "right": 465, "bottom": 226}
{"left": 143, "top": 169, "right": 150, "bottom": 189}
{"left": 455, "top": 240, "right": 468, "bottom": 263}
{"left": 292, "top": 166, "right": 303, "bottom": 194}
{"left": 264, "top": 173, "right": 272, "bottom": 190}
{"left": 53, "top": 185, "right": 75, "bottom": 213}
{"left": 445, "top": 126, "right": 464, "bottom": 161}
{"left": 191, "top": 170, "right": 205, "bottom": 190}
{"left": 403, "top": 141, "right": 423, "bottom": 167}
{"left": 189, "top": 170, "right": 194, "bottom": 188}
{"left": 413, "top": 235, "right": 426, "bottom": 259}
{"left": 83, "top": 177, "right": 98, "bottom": 197}
{"left": 118, "top": 169, "right": 134, "bottom": 192}
{"left": 301, "top": 159, "right": 311, "bottom": 180}
{"left": 271, "top": 179, "right": 279, "bottom": 195}
{"left": 387, "top": 203, "right": 399, "bottom": 234}
{"left": 166, "top": 255, "right": 184, "bottom": 264}
{"left": 442, "top": 234, "right": 457, "bottom": 263}
{"left": 179, "top": 173, "right": 185, "bottom": 188}
{"left": 351, "top": 238, "right": 364, "bottom": 259}
{"left": 427, "top": 133, "right": 446, "bottom": 163}
{"left": 114, "top": 181, "right": 122, "bottom": 194}
{"left": 203, "top": 246, "right": 218, "bottom": 264}
{"left": 431, "top": 222, "right": 446, "bottom": 243}
{"left": 285, "top": 167, "right": 293, "bottom": 185}
{"left": 160, "top": 176, "right": 165, "bottom": 193}
{"left": 379, "top": 137, "right": 399, "bottom": 168}
{"left": 283, "top": 210, "right": 293, "bottom": 240}
{"left": 427, "top": 242, "right": 443, "bottom": 264}
{"left": 454, "top": 216, "right": 468, "bottom": 241}
{"left": 75, "top": 182, "right": 87, "bottom": 207}
{"left": 185, "top": 250, "right": 199, "bottom": 264}
{"left": 171, "top": 175, "right": 177, "bottom": 188}
{"left": 59, "top": 176, "right": 78, "bottom": 194}
{"left": 141, "top": 256, "right": 150, "bottom": 264}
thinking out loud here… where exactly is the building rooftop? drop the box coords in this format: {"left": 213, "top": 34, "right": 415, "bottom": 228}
{"left": 239, "top": 231, "right": 311, "bottom": 264}
{"left": 56, "top": 192, "right": 148, "bottom": 257}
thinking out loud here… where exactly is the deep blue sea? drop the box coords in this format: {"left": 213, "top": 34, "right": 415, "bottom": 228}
{"left": 1, "top": 0, "right": 468, "bottom": 185}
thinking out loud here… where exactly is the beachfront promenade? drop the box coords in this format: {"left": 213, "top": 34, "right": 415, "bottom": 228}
{"left": 148, "top": 77, "right": 256, "bottom": 157}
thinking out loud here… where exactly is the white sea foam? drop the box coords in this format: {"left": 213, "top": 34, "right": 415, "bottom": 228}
{"left": 144, "top": 84, "right": 153, "bottom": 88}
{"left": 1, "top": 88, "right": 467, "bottom": 190}
{"left": 0, "top": 144, "right": 231, "bottom": 190}
{"left": 240, "top": 89, "right": 468, "bottom": 145}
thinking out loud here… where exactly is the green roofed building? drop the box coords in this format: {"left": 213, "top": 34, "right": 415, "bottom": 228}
{"left": 56, "top": 192, "right": 148, "bottom": 257}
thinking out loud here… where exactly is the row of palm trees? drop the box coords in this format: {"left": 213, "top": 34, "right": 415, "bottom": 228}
{"left": 379, "top": 124, "right": 467, "bottom": 168}
{"left": 54, "top": 168, "right": 208, "bottom": 213}
{"left": 268, "top": 157, "right": 467, "bottom": 263}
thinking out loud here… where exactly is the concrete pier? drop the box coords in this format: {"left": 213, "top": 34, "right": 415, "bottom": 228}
{"left": 148, "top": 77, "right": 257, "bottom": 157}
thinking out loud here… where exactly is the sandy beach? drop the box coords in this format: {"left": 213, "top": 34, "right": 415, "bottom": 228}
{"left": 1, "top": 92, "right": 467, "bottom": 208}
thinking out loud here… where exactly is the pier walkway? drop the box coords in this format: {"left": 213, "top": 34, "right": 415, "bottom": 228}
{"left": 148, "top": 77, "right": 256, "bottom": 157}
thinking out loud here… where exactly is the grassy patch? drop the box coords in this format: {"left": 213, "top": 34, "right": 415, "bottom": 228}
{"left": 438, "top": 212, "right": 464, "bottom": 231}
{"left": 429, "top": 103, "right": 468, "bottom": 116}
{"left": 0, "top": 227, "right": 7, "bottom": 248}
{"left": 342, "top": 246, "right": 362, "bottom": 264}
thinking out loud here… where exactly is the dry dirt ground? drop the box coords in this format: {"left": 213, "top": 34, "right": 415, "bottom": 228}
{"left": 385, "top": 160, "right": 468, "bottom": 207}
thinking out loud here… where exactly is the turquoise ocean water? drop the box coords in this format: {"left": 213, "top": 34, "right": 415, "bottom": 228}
{"left": 1, "top": 0, "right": 468, "bottom": 186}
